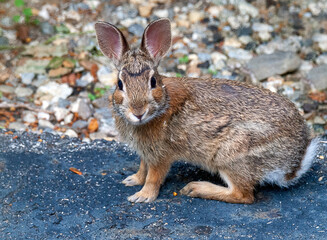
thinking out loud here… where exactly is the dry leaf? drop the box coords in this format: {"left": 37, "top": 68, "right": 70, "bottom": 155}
{"left": 309, "top": 91, "right": 326, "bottom": 102}
{"left": 69, "top": 167, "right": 83, "bottom": 175}
{"left": 88, "top": 118, "right": 99, "bottom": 133}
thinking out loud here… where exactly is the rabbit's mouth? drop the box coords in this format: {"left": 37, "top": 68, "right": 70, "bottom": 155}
{"left": 127, "top": 108, "right": 150, "bottom": 125}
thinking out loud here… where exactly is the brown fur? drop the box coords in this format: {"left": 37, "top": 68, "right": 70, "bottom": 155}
{"left": 95, "top": 18, "right": 314, "bottom": 204}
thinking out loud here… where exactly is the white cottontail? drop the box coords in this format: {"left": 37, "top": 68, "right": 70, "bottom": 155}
{"left": 95, "top": 18, "right": 320, "bottom": 204}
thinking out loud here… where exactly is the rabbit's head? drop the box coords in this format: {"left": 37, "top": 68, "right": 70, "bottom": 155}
{"left": 95, "top": 18, "right": 172, "bottom": 125}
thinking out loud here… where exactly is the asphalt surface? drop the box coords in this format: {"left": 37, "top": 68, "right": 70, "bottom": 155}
{"left": 0, "top": 129, "right": 326, "bottom": 240}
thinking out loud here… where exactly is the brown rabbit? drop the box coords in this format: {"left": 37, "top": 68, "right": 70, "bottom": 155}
{"left": 95, "top": 18, "right": 320, "bottom": 204}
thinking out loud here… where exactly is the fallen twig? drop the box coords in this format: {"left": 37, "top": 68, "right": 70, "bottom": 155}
{"left": 0, "top": 102, "right": 53, "bottom": 114}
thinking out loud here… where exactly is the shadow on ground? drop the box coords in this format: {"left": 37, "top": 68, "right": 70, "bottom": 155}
{"left": 0, "top": 130, "right": 326, "bottom": 239}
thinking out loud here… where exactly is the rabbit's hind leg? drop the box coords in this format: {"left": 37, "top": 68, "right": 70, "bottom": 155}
{"left": 180, "top": 171, "right": 255, "bottom": 204}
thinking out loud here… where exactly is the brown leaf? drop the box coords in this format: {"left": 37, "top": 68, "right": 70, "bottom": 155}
{"left": 309, "top": 91, "right": 326, "bottom": 102}
{"left": 90, "top": 64, "right": 99, "bottom": 80}
{"left": 88, "top": 118, "right": 99, "bottom": 133}
{"left": 16, "top": 24, "right": 29, "bottom": 43}
{"left": 49, "top": 67, "right": 72, "bottom": 78}
{"left": 69, "top": 167, "right": 83, "bottom": 175}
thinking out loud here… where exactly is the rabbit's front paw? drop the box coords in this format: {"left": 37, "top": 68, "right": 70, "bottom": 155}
{"left": 122, "top": 174, "right": 144, "bottom": 186}
{"left": 127, "top": 189, "right": 158, "bottom": 203}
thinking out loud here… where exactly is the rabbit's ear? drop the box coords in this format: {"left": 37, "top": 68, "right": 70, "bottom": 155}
{"left": 141, "top": 18, "right": 171, "bottom": 64}
{"left": 95, "top": 21, "right": 129, "bottom": 67}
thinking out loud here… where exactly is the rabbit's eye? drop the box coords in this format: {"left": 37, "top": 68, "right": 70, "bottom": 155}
{"left": 118, "top": 79, "right": 123, "bottom": 91}
{"left": 150, "top": 76, "right": 156, "bottom": 89}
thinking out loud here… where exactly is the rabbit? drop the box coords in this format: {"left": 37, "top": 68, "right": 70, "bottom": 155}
{"left": 95, "top": 18, "right": 320, "bottom": 204}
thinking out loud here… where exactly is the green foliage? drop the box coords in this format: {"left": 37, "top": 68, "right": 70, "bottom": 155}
{"left": 208, "top": 69, "right": 218, "bottom": 75}
{"left": 176, "top": 73, "right": 182, "bottom": 78}
{"left": 14, "top": 0, "right": 24, "bottom": 7}
{"left": 12, "top": 0, "right": 37, "bottom": 24}
{"left": 88, "top": 93, "right": 96, "bottom": 101}
{"left": 55, "top": 24, "right": 70, "bottom": 34}
{"left": 13, "top": 15, "right": 20, "bottom": 23}
{"left": 178, "top": 55, "right": 189, "bottom": 64}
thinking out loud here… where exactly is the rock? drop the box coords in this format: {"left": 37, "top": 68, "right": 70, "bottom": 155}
{"left": 32, "top": 75, "right": 48, "bottom": 87}
{"left": 97, "top": 66, "right": 116, "bottom": 86}
{"left": 236, "top": 26, "right": 252, "bottom": 37}
{"left": 238, "top": 1, "right": 259, "bottom": 18}
{"left": 70, "top": 98, "right": 93, "bottom": 120}
{"left": 252, "top": 23, "right": 274, "bottom": 32}
{"left": 261, "top": 76, "right": 284, "bottom": 93}
{"left": 40, "top": 22, "right": 55, "bottom": 35}
{"left": 128, "top": 23, "right": 144, "bottom": 37}
{"left": 89, "top": 132, "right": 107, "bottom": 140}
{"left": 299, "top": 61, "right": 314, "bottom": 73}
{"left": 8, "top": 122, "right": 26, "bottom": 131}
{"left": 92, "top": 95, "right": 110, "bottom": 108}
{"left": 225, "top": 48, "right": 252, "bottom": 61}
{"left": 38, "top": 112, "right": 50, "bottom": 120}
{"left": 63, "top": 113, "right": 72, "bottom": 125}
{"left": 72, "top": 120, "right": 88, "bottom": 131}
{"left": 312, "top": 33, "right": 327, "bottom": 51}
{"left": 153, "top": 9, "right": 169, "bottom": 18}
{"left": 316, "top": 55, "right": 327, "bottom": 65}
{"left": 64, "top": 129, "right": 78, "bottom": 138}
{"left": 307, "top": 65, "right": 327, "bottom": 91}
{"left": 302, "top": 102, "right": 318, "bottom": 113}
{"left": 37, "top": 82, "right": 73, "bottom": 101}
{"left": 223, "top": 38, "right": 242, "bottom": 48}
{"left": 138, "top": 5, "right": 153, "bottom": 17}
{"left": 314, "top": 116, "right": 326, "bottom": 125}
{"left": 0, "top": 85, "right": 14, "bottom": 94}
{"left": 16, "top": 59, "right": 50, "bottom": 75}
{"left": 20, "top": 73, "right": 35, "bottom": 85}
{"left": 1, "top": 17, "right": 14, "bottom": 28}
{"left": 22, "top": 111, "right": 36, "bottom": 123}
{"left": 54, "top": 107, "right": 70, "bottom": 121}
{"left": 48, "top": 67, "right": 72, "bottom": 78}
{"left": 0, "top": 36, "right": 9, "bottom": 45}
{"left": 188, "top": 11, "right": 204, "bottom": 23}
{"left": 247, "top": 51, "right": 301, "bottom": 81}
{"left": 39, "top": 119, "right": 54, "bottom": 129}
{"left": 15, "top": 87, "right": 34, "bottom": 97}
{"left": 208, "top": 6, "right": 223, "bottom": 17}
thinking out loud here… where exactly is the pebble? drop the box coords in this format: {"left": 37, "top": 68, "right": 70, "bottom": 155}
{"left": 38, "top": 119, "right": 54, "bottom": 129}
{"left": 0, "top": 85, "right": 14, "bottom": 94}
{"left": 72, "top": 120, "right": 88, "bottom": 131}
{"left": 138, "top": 5, "right": 153, "bottom": 18}
{"left": 64, "top": 129, "right": 78, "bottom": 138}
{"left": 247, "top": 51, "right": 301, "bottom": 81}
{"left": 22, "top": 111, "right": 36, "bottom": 123}
{"left": 40, "top": 22, "right": 55, "bottom": 35}
{"left": 0, "top": 36, "right": 9, "bottom": 45}
{"left": 315, "top": 55, "right": 327, "bottom": 65}
{"left": 225, "top": 48, "right": 252, "bottom": 61}
{"left": 312, "top": 33, "right": 327, "bottom": 52}
{"left": 238, "top": 1, "right": 259, "bottom": 18}
{"left": 20, "top": 73, "right": 35, "bottom": 85}
{"left": 153, "top": 9, "right": 169, "bottom": 18}
{"left": 307, "top": 65, "right": 327, "bottom": 91}
{"left": 8, "top": 122, "right": 26, "bottom": 131}
{"left": 54, "top": 107, "right": 70, "bottom": 121}
{"left": 252, "top": 23, "right": 274, "bottom": 32}
{"left": 128, "top": 23, "right": 144, "bottom": 37}
{"left": 188, "top": 11, "right": 204, "bottom": 23}
{"left": 37, "top": 82, "right": 73, "bottom": 101}
{"left": 64, "top": 113, "right": 73, "bottom": 125}
{"left": 15, "top": 87, "right": 34, "bottom": 97}
{"left": 77, "top": 72, "right": 94, "bottom": 87}
{"left": 97, "top": 66, "right": 116, "bottom": 86}
{"left": 89, "top": 132, "right": 107, "bottom": 140}
{"left": 70, "top": 98, "right": 93, "bottom": 120}
{"left": 38, "top": 112, "right": 50, "bottom": 120}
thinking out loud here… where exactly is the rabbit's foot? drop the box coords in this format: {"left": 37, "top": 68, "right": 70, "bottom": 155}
{"left": 122, "top": 174, "right": 144, "bottom": 186}
{"left": 180, "top": 181, "right": 254, "bottom": 204}
{"left": 127, "top": 189, "right": 158, "bottom": 203}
